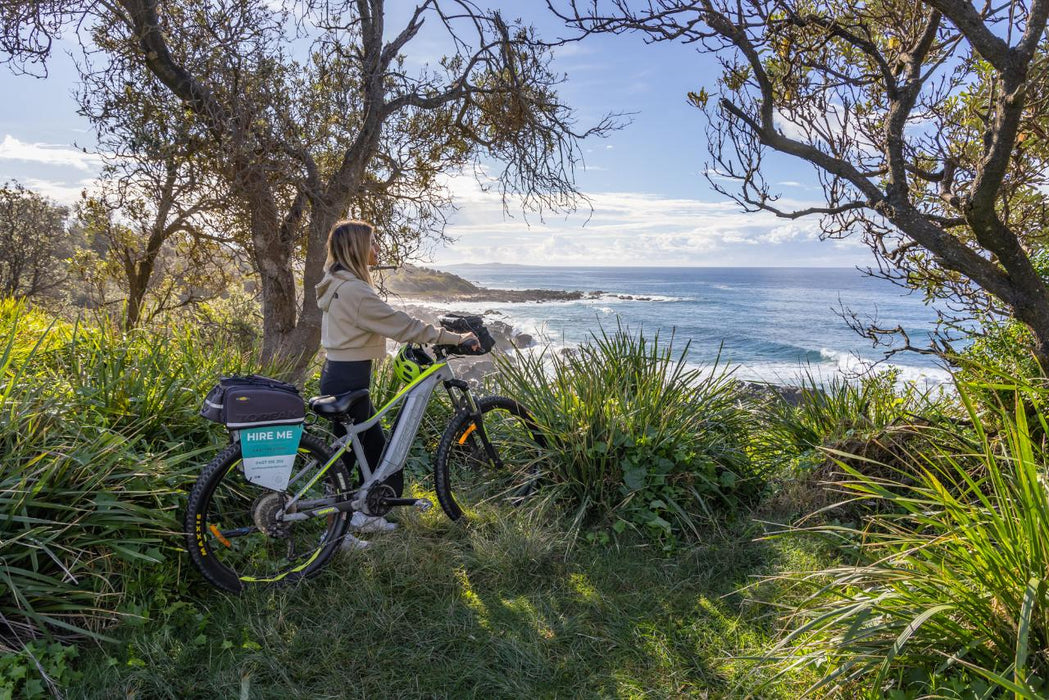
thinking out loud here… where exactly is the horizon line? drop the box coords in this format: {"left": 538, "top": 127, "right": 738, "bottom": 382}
{"left": 434, "top": 262, "right": 866, "bottom": 270}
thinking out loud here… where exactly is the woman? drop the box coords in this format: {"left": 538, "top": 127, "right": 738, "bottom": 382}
{"left": 315, "top": 220, "right": 477, "bottom": 548}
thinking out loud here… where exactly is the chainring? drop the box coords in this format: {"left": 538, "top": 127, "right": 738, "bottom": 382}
{"left": 365, "top": 484, "right": 397, "bottom": 517}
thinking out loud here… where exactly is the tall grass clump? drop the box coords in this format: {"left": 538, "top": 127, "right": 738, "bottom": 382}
{"left": 0, "top": 300, "right": 267, "bottom": 649}
{"left": 753, "top": 368, "right": 964, "bottom": 522}
{"left": 496, "top": 325, "right": 760, "bottom": 544}
{"left": 762, "top": 380, "right": 1049, "bottom": 697}
{"left": 758, "top": 368, "right": 943, "bottom": 467}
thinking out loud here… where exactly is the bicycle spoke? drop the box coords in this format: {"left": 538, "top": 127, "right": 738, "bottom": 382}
{"left": 186, "top": 437, "right": 352, "bottom": 591}
{"left": 435, "top": 396, "right": 547, "bottom": 520}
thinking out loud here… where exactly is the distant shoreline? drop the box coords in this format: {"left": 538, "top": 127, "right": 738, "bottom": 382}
{"left": 382, "top": 264, "right": 678, "bottom": 304}
{"left": 381, "top": 264, "right": 596, "bottom": 304}
{"left": 382, "top": 263, "right": 951, "bottom": 388}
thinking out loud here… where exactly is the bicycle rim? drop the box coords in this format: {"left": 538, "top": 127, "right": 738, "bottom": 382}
{"left": 436, "top": 396, "right": 546, "bottom": 520}
{"left": 187, "top": 436, "right": 350, "bottom": 591}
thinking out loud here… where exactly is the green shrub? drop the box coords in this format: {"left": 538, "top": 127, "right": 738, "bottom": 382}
{"left": 0, "top": 300, "right": 266, "bottom": 649}
{"left": 961, "top": 320, "right": 1041, "bottom": 380}
{"left": 495, "top": 325, "right": 760, "bottom": 545}
{"left": 763, "top": 381, "right": 1049, "bottom": 697}
{"left": 186, "top": 287, "right": 262, "bottom": 355}
{"left": 954, "top": 251, "right": 1049, "bottom": 414}
{"left": 955, "top": 320, "right": 1049, "bottom": 434}
{"left": 758, "top": 368, "right": 936, "bottom": 467}
{"left": 753, "top": 370, "right": 963, "bottom": 525}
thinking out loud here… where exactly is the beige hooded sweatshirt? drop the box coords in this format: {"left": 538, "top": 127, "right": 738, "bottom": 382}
{"left": 316, "top": 268, "right": 470, "bottom": 361}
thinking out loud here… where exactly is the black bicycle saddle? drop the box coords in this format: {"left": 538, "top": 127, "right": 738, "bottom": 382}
{"left": 308, "top": 388, "right": 370, "bottom": 417}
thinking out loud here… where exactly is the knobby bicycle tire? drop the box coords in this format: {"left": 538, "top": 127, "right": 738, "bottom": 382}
{"left": 433, "top": 395, "right": 547, "bottom": 521}
{"left": 185, "top": 432, "right": 351, "bottom": 592}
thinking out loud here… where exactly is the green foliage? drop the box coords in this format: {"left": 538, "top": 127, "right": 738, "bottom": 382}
{"left": 70, "top": 186, "right": 240, "bottom": 330}
{"left": 956, "top": 320, "right": 1049, "bottom": 427}
{"left": 0, "top": 640, "right": 81, "bottom": 699}
{"left": 954, "top": 250, "right": 1049, "bottom": 414}
{"left": 189, "top": 286, "right": 262, "bottom": 355}
{"left": 495, "top": 326, "right": 761, "bottom": 545}
{"left": 22, "top": 294, "right": 1049, "bottom": 698}
{"left": 961, "top": 320, "right": 1040, "bottom": 379}
{"left": 0, "top": 181, "right": 71, "bottom": 300}
{"left": 756, "top": 368, "right": 940, "bottom": 473}
{"left": 0, "top": 299, "right": 265, "bottom": 655}
{"left": 764, "top": 380, "right": 1049, "bottom": 697}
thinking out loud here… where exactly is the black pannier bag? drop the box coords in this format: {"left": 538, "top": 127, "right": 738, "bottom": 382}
{"left": 200, "top": 375, "right": 305, "bottom": 429}
{"left": 438, "top": 313, "right": 495, "bottom": 355}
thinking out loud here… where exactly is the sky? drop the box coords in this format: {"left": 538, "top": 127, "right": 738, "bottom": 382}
{"left": 0, "top": 3, "right": 872, "bottom": 268}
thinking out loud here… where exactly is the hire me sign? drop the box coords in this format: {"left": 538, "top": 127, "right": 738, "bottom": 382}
{"left": 240, "top": 424, "right": 304, "bottom": 491}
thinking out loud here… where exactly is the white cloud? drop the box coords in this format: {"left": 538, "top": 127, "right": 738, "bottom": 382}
{"left": 20, "top": 177, "right": 95, "bottom": 206}
{"left": 773, "top": 104, "right": 880, "bottom": 162}
{"left": 0, "top": 135, "right": 103, "bottom": 171}
{"left": 703, "top": 167, "right": 736, "bottom": 182}
{"left": 428, "top": 171, "right": 869, "bottom": 267}
{"left": 761, "top": 223, "right": 820, "bottom": 244}
{"left": 549, "top": 43, "right": 595, "bottom": 59}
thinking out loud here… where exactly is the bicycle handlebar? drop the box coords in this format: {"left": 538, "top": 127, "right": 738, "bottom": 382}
{"left": 432, "top": 338, "right": 485, "bottom": 359}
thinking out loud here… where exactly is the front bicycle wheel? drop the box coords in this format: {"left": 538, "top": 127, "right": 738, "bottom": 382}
{"left": 434, "top": 395, "right": 547, "bottom": 521}
{"left": 185, "top": 432, "right": 352, "bottom": 592}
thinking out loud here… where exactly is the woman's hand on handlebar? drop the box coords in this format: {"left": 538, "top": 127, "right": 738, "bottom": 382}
{"left": 460, "top": 332, "right": 481, "bottom": 352}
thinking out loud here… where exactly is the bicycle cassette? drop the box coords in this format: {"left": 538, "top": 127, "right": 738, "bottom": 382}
{"left": 252, "top": 492, "right": 290, "bottom": 538}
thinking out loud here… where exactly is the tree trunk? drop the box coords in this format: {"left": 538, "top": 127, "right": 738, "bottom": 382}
{"left": 254, "top": 233, "right": 298, "bottom": 368}
{"left": 1010, "top": 300, "right": 1049, "bottom": 373}
{"left": 123, "top": 216, "right": 170, "bottom": 331}
{"left": 125, "top": 269, "right": 148, "bottom": 330}
{"left": 282, "top": 200, "right": 339, "bottom": 379}
{"left": 279, "top": 114, "right": 383, "bottom": 379}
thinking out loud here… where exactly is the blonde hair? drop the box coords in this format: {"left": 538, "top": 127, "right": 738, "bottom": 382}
{"left": 325, "top": 219, "right": 374, "bottom": 286}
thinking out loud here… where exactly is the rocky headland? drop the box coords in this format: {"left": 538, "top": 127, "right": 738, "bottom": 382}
{"left": 379, "top": 264, "right": 658, "bottom": 304}
{"left": 379, "top": 264, "right": 588, "bottom": 303}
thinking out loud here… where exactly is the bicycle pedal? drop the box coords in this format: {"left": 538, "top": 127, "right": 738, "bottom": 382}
{"left": 413, "top": 499, "right": 433, "bottom": 512}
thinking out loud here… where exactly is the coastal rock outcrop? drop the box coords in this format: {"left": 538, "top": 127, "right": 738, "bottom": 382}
{"left": 379, "top": 264, "right": 600, "bottom": 303}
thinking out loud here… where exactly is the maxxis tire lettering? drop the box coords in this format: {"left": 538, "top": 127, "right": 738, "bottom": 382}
{"left": 184, "top": 434, "right": 350, "bottom": 593}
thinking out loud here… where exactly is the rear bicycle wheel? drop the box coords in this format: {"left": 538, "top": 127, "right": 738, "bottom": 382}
{"left": 185, "top": 432, "right": 352, "bottom": 592}
{"left": 434, "top": 395, "right": 547, "bottom": 521}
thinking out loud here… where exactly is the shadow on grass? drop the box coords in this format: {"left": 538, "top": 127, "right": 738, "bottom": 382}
{"left": 71, "top": 505, "right": 825, "bottom": 699}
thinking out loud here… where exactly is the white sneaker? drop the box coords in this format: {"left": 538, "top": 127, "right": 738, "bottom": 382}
{"left": 350, "top": 511, "right": 398, "bottom": 533}
{"left": 340, "top": 533, "right": 371, "bottom": 551}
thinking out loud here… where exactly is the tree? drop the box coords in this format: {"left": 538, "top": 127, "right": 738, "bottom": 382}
{"left": 0, "top": 182, "right": 70, "bottom": 299}
{"left": 1, "top": 0, "right": 613, "bottom": 373}
{"left": 72, "top": 181, "right": 242, "bottom": 329}
{"left": 553, "top": 0, "right": 1049, "bottom": 366}
{"left": 72, "top": 76, "right": 239, "bottom": 330}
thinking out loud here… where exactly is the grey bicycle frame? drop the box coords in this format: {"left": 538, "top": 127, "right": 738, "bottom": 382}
{"left": 281, "top": 361, "right": 458, "bottom": 517}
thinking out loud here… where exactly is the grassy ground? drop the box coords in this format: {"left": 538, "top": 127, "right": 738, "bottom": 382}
{"left": 71, "top": 498, "right": 828, "bottom": 698}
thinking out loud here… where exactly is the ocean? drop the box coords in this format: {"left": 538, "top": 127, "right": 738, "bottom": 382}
{"left": 439, "top": 265, "right": 952, "bottom": 386}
